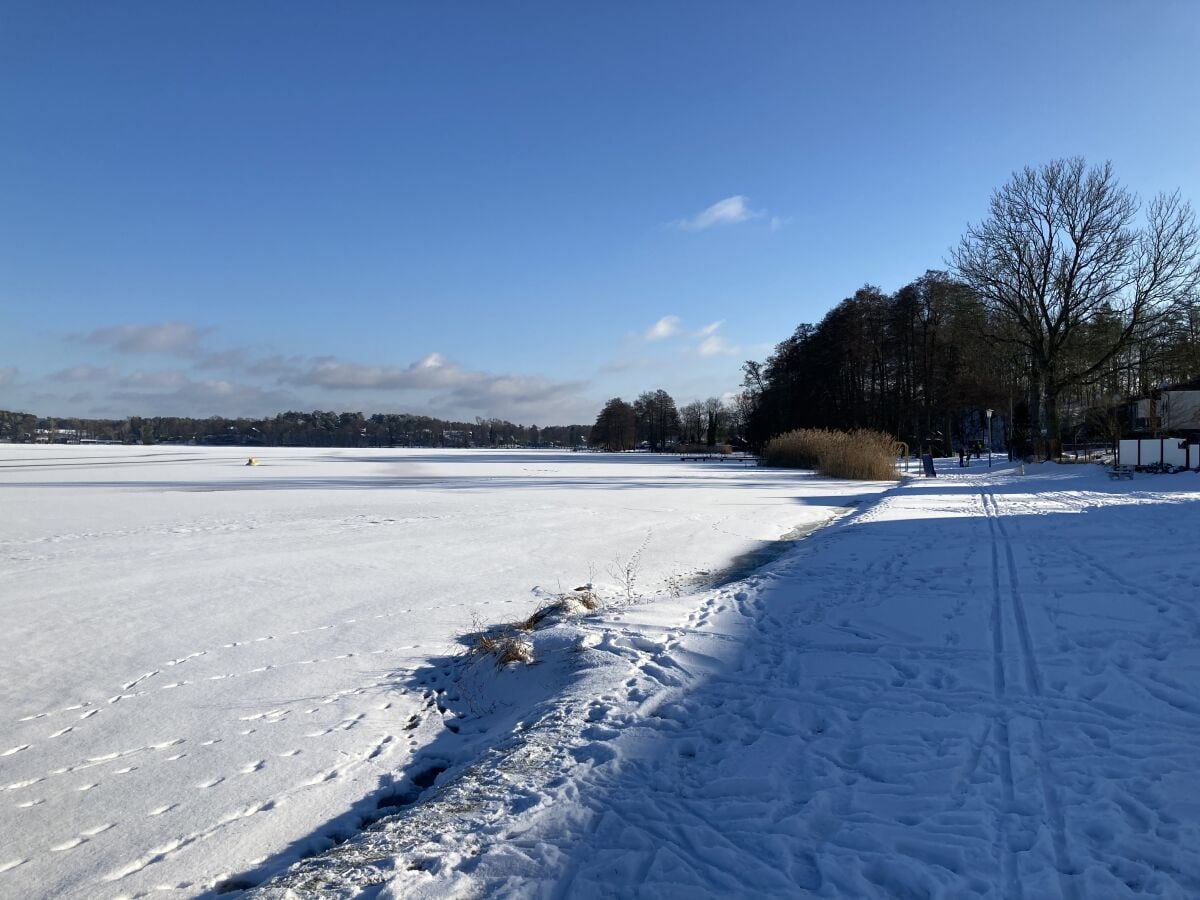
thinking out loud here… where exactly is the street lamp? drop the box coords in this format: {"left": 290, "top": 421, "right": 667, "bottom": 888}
{"left": 986, "top": 409, "right": 994, "bottom": 468}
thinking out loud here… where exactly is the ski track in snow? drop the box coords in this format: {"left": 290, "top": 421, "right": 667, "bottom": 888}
{"left": 252, "top": 462, "right": 1200, "bottom": 899}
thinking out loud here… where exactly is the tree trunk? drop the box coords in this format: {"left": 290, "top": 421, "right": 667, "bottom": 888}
{"left": 1043, "top": 387, "right": 1061, "bottom": 460}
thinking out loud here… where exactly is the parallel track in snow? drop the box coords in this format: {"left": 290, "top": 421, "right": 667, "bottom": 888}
{"left": 982, "top": 489, "right": 1078, "bottom": 900}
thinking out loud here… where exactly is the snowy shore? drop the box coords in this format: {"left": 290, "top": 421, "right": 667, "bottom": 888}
{"left": 0, "top": 446, "right": 886, "bottom": 898}
{"left": 254, "top": 460, "right": 1200, "bottom": 899}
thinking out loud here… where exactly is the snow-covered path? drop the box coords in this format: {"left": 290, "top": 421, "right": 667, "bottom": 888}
{"left": 280, "top": 463, "right": 1200, "bottom": 898}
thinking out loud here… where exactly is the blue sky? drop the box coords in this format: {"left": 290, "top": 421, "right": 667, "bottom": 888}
{"left": 2, "top": 1, "right": 1198, "bottom": 423}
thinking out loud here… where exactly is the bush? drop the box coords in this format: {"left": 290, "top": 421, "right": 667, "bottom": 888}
{"left": 761, "top": 428, "right": 899, "bottom": 481}
{"left": 470, "top": 632, "right": 533, "bottom": 667}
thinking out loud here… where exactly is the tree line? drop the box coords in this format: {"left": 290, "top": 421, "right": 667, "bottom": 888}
{"left": 0, "top": 408, "right": 591, "bottom": 448}
{"left": 742, "top": 158, "right": 1200, "bottom": 458}
{"left": 589, "top": 389, "right": 744, "bottom": 451}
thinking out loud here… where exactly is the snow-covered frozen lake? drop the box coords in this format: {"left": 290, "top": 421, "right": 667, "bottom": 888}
{"left": 0, "top": 446, "right": 887, "bottom": 897}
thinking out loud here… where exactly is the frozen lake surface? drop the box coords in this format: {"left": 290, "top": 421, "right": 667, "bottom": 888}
{"left": 0, "top": 446, "right": 884, "bottom": 898}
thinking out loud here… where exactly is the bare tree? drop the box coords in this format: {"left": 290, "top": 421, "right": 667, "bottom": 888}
{"left": 678, "top": 401, "right": 705, "bottom": 444}
{"left": 952, "top": 158, "right": 1200, "bottom": 457}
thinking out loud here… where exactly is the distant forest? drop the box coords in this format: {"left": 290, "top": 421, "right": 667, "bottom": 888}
{"left": 0, "top": 409, "right": 590, "bottom": 448}
{"left": 741, "top": 159, "right": 1200, "bottom": 458}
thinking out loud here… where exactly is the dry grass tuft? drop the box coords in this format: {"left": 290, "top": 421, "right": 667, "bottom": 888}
{"left": 494, "top": 636, "right": 533, "bottom": 666}
{"left": 467, "top": 582, "right": 603, "bottom": 670}
{"left": 512, "top": 601, "right": 564, "bottom": 632}
{"left": 761, "top": 428, "right": 900, "bottom": 481}
{"left": 572, "top": 588, "right": 601, "bottom": 611}
{"left": 470, "top": 631, "right": 533, "bottom": 667}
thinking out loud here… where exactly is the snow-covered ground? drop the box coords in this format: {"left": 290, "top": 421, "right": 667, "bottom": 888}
{"left": 247, "top": 460, "right": 1200, "bottom": 899}
{"left": 0, "top": 446, "right": 887, "bottom": 898}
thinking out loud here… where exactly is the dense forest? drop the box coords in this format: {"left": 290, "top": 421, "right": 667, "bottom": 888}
{"left": 589, "top": 390, "right": 743, "bottom": 452}
{"left": 0, "top": 408, "right": 590, "bottom": 448}
{"left": 742, "top": 159, "right": 1200, "bottom": 458}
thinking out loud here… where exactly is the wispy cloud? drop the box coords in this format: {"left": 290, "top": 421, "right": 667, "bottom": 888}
{"left": 673, "top": 195, "right": 764, "bottom": 231}
{"left": 288, "top": 353, "right": 459, "bottom": 391}
{"left": 693, "top": 321, "right": 739, "bottom": 357}
{"left": 193, "top": 348, "right": 249, "bottom": 371}
{"left": 284, "top": 353, "right": 590, "bottom": 421}
{"left": 769, "top": 215, "right": 792, "bottom": 232}
{"left": 77, "top": 321, "right": 214, "bottom": 356}
{"left": 644, "top": 316, "right": 681, "bottom": 341}
{"left": 0, "top": 366, "right": 17, "bottom": 387}
{"left": 47, "top": 364, "right": 114, "bottom": 383}
{"left": 697, "top": 334, "right": 737, "bottom": 356}
{"left": 110, "top": 375, "right": 296, "bottom": 418}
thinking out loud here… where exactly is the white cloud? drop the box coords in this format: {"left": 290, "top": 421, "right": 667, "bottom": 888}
{"left": 769, "top": 215, "right": 792, "bottom": 232}
{"left": 673, "top": 195, "right": 764, "bottom": 231}
{"left": 692, "top": 321, "right": 739, "bottom": 357}
{"left": 285, "top": 353, "right": 590, "bottom": 422}
{"left": 117, "top": 369, "right": 191, "bottom": 390}
{"left": 77, "top": 321, "right": 214, "bottom": 355}
{"left": 288, "top": 353, "right": 461, "bottom": 391}
{"left": 0, "top": 366, "right": 19, "bottom": 387}
{"left": 644, "top": 316, "right": 681, "bottom": 341}
{"left": 109, "top": 374, "right": 296, "bottom": 418}
{"left": 697, "top": 335, "right": 737, "bottom": 357}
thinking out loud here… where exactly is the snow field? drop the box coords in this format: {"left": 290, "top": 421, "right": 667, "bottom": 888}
{"left": 254, "top": 462, "right": 1200, "bottom": 898}
{"left": 0, "top": 446, "right": 883, "bottom": 898}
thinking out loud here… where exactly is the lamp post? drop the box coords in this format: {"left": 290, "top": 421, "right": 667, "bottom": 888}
{"left": 986, "top": 409, "right": 994, "bottom": 468}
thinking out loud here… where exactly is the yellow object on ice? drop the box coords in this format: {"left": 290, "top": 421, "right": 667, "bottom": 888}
{"left": 246, "top": 458, "right": 258, "bottom": 466}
